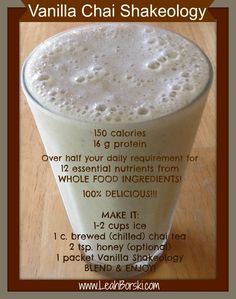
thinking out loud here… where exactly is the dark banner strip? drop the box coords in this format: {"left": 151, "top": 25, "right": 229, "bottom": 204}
{"left": 20, "top": 0, "right": 215, "bottom": 22}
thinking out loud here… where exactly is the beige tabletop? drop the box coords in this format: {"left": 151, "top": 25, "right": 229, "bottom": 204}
{"left": 20, "top": 22, "right": 216, "bottom": 279}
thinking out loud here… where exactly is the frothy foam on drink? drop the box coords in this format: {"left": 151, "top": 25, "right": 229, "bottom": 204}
{"left": 24, "top": 23, "right": 210, "bottom": 123}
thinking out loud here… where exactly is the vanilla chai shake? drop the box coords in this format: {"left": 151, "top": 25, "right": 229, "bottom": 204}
{"left": 21, "top": 23, "right": 212, "bottom": 277}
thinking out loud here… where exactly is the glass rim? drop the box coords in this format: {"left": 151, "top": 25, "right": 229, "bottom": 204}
{"left": 21, "top": 23, "right": 214, "bottom": 126}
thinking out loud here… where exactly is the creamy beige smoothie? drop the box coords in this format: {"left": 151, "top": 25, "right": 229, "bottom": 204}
{"left": 22, "top": 23, "right": 212, "bottom": 277}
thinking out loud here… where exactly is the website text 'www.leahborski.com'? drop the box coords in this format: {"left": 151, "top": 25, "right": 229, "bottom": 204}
{"left": 78, "top": 280, "right": 160, "bottom": 291}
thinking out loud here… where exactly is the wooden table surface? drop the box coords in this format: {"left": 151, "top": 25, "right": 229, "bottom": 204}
{"left": 20, "top": 22, "right": 216, "bottom": 279}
